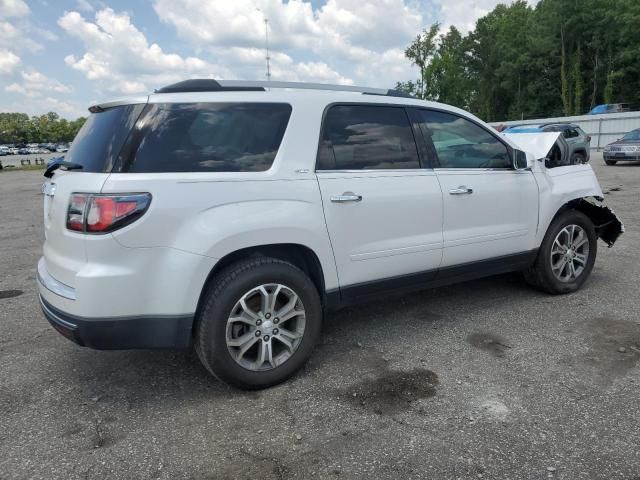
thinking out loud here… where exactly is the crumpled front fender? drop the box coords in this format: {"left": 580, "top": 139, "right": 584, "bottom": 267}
{"left": 569, "top": 197, "right": 624, "bottom": 247}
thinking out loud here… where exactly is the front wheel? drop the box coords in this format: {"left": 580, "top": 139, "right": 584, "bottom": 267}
{"left": 604, "top": 159, "right": 617, "bottom": 166}
{"left": 524, "top": 210, "right": 597, "bottom": 294}
{"left": 571, "top": 153, "right": 585, "bottom": 165}
{"left": 195, "top": 257, "right": 322, "bottom": 390}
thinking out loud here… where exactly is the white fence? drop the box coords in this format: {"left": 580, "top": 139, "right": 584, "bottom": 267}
{"left": 489, "top": 111, "right": 640, "bottom": 151}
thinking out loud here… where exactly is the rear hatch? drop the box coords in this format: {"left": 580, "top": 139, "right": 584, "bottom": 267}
{"left": 42, "top": 102, "right": 146, "bottom": 287}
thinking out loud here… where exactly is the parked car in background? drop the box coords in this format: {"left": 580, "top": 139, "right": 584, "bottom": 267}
{"left": 502, "top": 123, "right": 590, "bottom": 164}
{"left": 603, "top": 128, "right": 640, "bottom": 165}
{"left": 38, "top": 79, "right": 623, "bottom": 389}
{"left": 588, "top": 103, "right": 633, "bottom": 115}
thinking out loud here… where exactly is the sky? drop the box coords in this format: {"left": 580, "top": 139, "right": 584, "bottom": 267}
{"left": 0, "top": 0, "right": 529, "bottom": 119}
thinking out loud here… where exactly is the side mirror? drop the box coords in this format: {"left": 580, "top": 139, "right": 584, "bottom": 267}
{"left": 513, "top": 149, "right": 534, "bottom": 170}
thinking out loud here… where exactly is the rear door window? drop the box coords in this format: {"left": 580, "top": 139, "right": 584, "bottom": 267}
{"left": 65, "top": 104, "right": 144, "bottom": 172}
{"left": 317, "top": 105, "right": 420, "bottom": 170}
{"left": 117, "top": 103, "right": 292, "bottom": 173}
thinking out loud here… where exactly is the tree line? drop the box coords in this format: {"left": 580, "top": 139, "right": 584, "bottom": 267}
{"left": 396, "top": 0, "right": 640, "bottom": 122}
{"left": 0, "top": 112, "right": 86, "bottom": 144}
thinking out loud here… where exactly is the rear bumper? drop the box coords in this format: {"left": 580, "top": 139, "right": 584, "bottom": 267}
{"left": 39, "top": 295, "right": 193, "bottom": 349}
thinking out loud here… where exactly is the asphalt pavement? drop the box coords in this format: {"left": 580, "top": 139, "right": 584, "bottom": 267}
{"left": 0, "top": 154, "right": 638, "bottom": 479}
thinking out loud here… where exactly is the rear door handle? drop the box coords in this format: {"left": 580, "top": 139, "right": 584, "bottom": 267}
{"left": 449, "top": 186, "right": 473, "bottom": 195}
{"left": 330, "top": 192, "right": 362, "bottom": 203}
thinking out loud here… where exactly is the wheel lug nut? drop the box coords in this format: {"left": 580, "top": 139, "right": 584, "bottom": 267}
{"left": 265, "top": 313, "right": 271, "bottom": 319}
{"left": 273, "top": 328, "right": 279, "bottom": 335}
{"left": 256, "top": 319, "right": 262, "bottom": 326}
{"left": 255, "top": 330, "right": 261, "bottom": 337}
{"left": 263, "top": 335, "right": 270, "bottom": 341}
{"left": 274, "top": 318, "right": 279, "bottom": 324}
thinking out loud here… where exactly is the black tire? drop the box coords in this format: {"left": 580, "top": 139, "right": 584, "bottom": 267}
{"left": 195, "top": 257, "right": 322, "bottom": 390}
{"left": 571, "top": 153, "right": 585, "bottom": 165}
{"left": 524, "top": 210, "right": 597, "bottom": 294}
{"left": 604, "top": 159, "right": 617, "bottom": 166}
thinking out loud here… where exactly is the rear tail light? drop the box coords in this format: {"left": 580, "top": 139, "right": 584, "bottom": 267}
{"left": 66, "top": 193, "right": 151, "bottom": 234}
{"left": 586, "top": 135, "right": 592, "bottom": 142}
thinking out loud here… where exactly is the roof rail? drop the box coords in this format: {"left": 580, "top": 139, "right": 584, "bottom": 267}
{"left": 155, "top": 79, "right": 413, "bottom": 98}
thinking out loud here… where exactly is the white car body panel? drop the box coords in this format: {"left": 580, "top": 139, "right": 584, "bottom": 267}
{"left": 435, "top": 169, "right": 539, "bottom": 266}
{"left": 533, "top": 164, "right": 604, "bottom": 244}
{"left": 317, "top": 170, "right": 443, "bottom": 287}
{"left": 38, "top": 87, "right": 621, "bottom": 326}
{"left": 502, "top": 132, "right": 563, "bottom": 160}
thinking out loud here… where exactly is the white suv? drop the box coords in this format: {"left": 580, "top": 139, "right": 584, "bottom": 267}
{"left": 38, "top": 80, "right": 623, "bottom": 389}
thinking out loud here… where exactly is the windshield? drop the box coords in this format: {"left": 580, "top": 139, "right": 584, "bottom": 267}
{"left": 621, "top": 130, "right": 640, "bottom": 141}
{"left": 65, "top": 104, "right": 144, "bottom": 172}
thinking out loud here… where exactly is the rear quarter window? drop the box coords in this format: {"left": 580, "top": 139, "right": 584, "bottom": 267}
{"left": 117, "top": 103, "right": 292, "bottom": 173}
{"left": 65, "top": 104, "right": 144, "bottom": 172}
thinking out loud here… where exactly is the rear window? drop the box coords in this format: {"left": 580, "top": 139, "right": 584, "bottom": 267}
{"left": 317, "top": 105, "right": 419, "bottom": 170}
{"left": 116, "top": 103, "right": 292, "bottom": 173}
{"left": 65, "top": 104, "right": 144, "bottom": 172}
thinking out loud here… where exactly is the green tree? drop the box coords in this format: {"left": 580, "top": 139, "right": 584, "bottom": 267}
{"left": 403, "top": 23, "right": 440, "bottom": 99}
{"left": 573, "top": 42, "right": 583, "bottom": 115}
{"left": 0, "top": 111, "right": 85, "bottom": 144}
{"left": 395, "top": 0, "right": 640, "bottom": 121}
{"left": 423, "top": 26, "right": 471, "bottom": 109}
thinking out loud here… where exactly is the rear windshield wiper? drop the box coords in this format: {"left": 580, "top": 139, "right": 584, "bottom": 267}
{"left": 44, "top": 160, "right": 84, "bottom": 178}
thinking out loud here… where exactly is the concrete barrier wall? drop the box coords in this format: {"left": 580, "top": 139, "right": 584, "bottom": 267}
{"left": 489, "top": 111, "right": 640, "bottom": 151}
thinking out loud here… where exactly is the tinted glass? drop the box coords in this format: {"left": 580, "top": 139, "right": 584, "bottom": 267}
{"left": 622, "top": 130, "right": 640, "bottom": 141}
{"left": 419, "top": 110, "right": 511, "bottom": 168}
{"left": 65, "top": 104, "right": 144, "bottom": 172}
{"left": 119, "top": 103, "right": 292, "bottom": 173}
{"left": 317, "top": 105, "right": 419, "bottom": 170}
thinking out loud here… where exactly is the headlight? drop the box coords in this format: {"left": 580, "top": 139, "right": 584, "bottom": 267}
{"left": 603, "top": 145, "right": 611, "bottom": 152}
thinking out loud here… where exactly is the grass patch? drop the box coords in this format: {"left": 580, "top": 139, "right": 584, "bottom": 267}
{"left": 0, "top": 164, "right": 46, "bottom": 173}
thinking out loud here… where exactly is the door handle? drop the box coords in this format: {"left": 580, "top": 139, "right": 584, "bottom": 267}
{"left": 330, "top": 192, "right": 363, "bottom": 203}
{"left": 449, "top": 186, "right": 473, "bottom": 195}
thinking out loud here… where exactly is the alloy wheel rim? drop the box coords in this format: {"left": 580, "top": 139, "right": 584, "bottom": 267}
{"left": 226, "top": 283, "right": 306, "bottom": 371}
{"left": 550, "top": 224, "right": 589, "bottom": 282}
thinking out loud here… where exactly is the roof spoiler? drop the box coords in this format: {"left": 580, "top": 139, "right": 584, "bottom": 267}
{"left": 87, "top": 95, "right": 149, "bottom": 114}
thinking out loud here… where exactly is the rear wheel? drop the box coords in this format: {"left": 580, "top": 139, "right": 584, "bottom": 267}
{"left": 524, "top": 210, "right": 597, "bottom": 294}
{"left": 605, "top": 159, "right": 617, "bottom": 166}
{"left": 195, "top": 257, "right": 322, "bottom": 389}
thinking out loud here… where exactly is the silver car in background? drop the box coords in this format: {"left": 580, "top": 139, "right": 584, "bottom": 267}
{"left": 604, "top": 129, "right": 640, "bottom": 165}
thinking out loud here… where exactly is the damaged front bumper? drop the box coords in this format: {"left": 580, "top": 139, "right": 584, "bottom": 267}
{"left": 574, "top": 197, "right": 624, "bottom": 246}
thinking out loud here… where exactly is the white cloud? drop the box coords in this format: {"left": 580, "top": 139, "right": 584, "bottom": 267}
{"left": 209, "top": 46, "right": 352, "bottom": 84}
{"left": 0, "top": 0, "right": 43, "bottom": 52}
{"left": 0, "top": 48, "right": 20, "bottom": 74}
{"left": 0, "top": 0, "right": 30, "bottom": 19}
{"left": 153, "top": 0, "right": 425, "bottom": 86}
{"left": 0, "top": 92, "right": 87, "bottom": 118}
{"left": 76, "top": 0, "right": 94, "bottom": 12}
{"left": 439, "top": 0, "right": 541, "bottom": 33}
{"left": 0, "top": 20, "right": 19, "bottom": 44}
{"left": 58, "top": 8, "right": 232, "bottom": 94}
{"left": 4, "top": 69, "right": 72, "bottom": 105}
{"left": 40, "top": 97, "right": 86, "bottom": 117}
